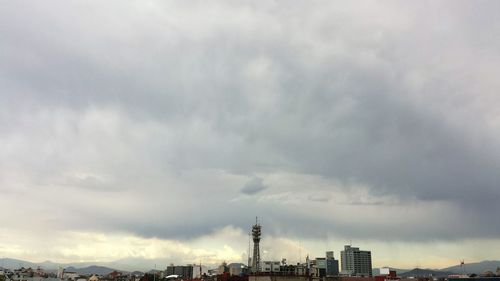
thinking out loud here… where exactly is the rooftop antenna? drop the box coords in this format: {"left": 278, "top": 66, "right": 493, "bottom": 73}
{"left": 460, "top": 260, "right": 466, "bottom": 275}
{"left": 298, "top": 240, "right": 301, "bottom": 264}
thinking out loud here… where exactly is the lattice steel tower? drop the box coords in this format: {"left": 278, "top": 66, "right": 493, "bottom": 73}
{"left": 251, "top": 217, "right": 262, "bottom": 273}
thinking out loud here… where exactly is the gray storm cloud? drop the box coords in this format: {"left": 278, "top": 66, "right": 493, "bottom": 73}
{"left": 241, "top": 177, "right": 268, "bottom": 195}
{"left": 1, "top": 0, "right": 500, "bottom": 250}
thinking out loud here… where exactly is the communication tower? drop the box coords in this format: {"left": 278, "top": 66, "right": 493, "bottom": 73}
{"left": 251, "top": 217, "right": 262, "bottom": 273}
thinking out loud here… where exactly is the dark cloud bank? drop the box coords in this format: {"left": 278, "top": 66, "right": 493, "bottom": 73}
{"left": 1, "top": 1, "right": 500, "bottom": 244}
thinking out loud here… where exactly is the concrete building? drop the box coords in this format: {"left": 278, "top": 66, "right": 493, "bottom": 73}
{"left": 62, "top": 271, "right": 79, "bottom": 281}
{"left": 275, "top": 263, "right": 309, "bottom": 276}
{"left": 326, "top": 251, "right": 339, "bottom": 277}
{"left": 192, "top": 265, "right": 209, "bottom": 278}
{"left": 218, "top": 262, "right": 229, "bottom": 275}
{"left": 279, "top": 265, "right": 297, "bottom": 276}
{"left": 57, "top": 267, "right": 64, "bottom": 279}
{"left": 166, "top": 265, "right": 194, "bottom": 280}
{"left": 315, "top": 258, "right": 326, "bottom": 278}
{"left": 340, "top": 245, "right": 372, "bottom": 277}
{"left": 227, "top": 263, "right": 245, "bottom": 276}
{"left": 261, "top": 261, "right": 280, "bottom": 273}
{"left": 249, "top": 276, "right": 308, "bottom": 281}
{"left": 312, "top": 251, "right": 339, "bottom": 278}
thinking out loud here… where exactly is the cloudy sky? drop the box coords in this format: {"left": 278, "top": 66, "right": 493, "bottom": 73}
{"left": 1, "top": 0, "right": 500, "bottom": 270}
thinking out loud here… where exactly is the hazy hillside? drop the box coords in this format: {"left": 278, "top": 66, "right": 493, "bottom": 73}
{"left": 400, "top": 268, "right": 454, "bottom": 277}
{"left": 374, "top": 261, "right": 500, "bottom": 277}
{"left": 65, "top": 266, "right": 122, "bottom": 275}
{"left": 0, "top": 258, "right": 125, "bottom": 274}
{"left": 442, "top": 260, "right": 500, "bottom": 274}
{"left": 0, "top": 258, "right": 39, "bottom": 270}
{"left": 0, "top": 257, "right": 165, "bottom": 273}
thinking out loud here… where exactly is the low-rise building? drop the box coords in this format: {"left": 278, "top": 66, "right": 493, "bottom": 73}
{"left": 63, "top": 271, "right": 79, "bottom": 281}
{"left": 227, "top": 263, "right": 245, "bottom": 276}
{"left": 261, "top": 262, "right": 280, "bottom": 273}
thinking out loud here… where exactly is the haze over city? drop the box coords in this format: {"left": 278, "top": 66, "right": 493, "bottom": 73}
{"left": 1, "top": 0, "right": 500, "bottom": 271}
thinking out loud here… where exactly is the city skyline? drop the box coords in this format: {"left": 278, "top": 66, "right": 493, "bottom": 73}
{"left": 1, "top": 1, "right": 500, "bottom": 270}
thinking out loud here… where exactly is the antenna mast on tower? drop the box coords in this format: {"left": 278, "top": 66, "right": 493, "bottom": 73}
{"left": 248, "top": 231, "right": 252, "bottom": 267}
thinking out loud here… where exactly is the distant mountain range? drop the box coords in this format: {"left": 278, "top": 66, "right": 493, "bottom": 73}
{"left": 64, "top": 266, "right": 126, "bottom": 276}
{"left": 0, "top": 258, "right": 143, "bottom": 274}
{"left": 398, "top": 268, "right": 455, "bottom": 278}
{"left": 374, "top": 260, "right": 500, "bottom": 277}
{"left": 442, "top": 260, "right": 500, "bottom": 275}
{"left": 2, "top": 257, "right": 500, "bottom": 276}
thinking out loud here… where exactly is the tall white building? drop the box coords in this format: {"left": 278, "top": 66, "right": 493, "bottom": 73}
{"left": 340, "top": 245, "right": 372, "bottom": 277}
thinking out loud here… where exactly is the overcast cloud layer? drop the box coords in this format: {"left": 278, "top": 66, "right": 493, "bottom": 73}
{"left": 1, "top": 0, "right": 500, "bottom": 268}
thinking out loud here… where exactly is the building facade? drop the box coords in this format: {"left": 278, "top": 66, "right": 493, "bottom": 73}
{"left": 166, "top": 265, "right": 194, "bottom": 279}
{"left": 261, "top": 261, "right": 281, "bottom": 273}
{"left": 340, "top": 245, "right": 372, "bottom": 277}
{"left": 315, "top": 258, "right": 327, "bottom": 277}
{"left": 227, "top": 263, "right": 246, "bottom": 276}
{"left": 326, "top": 251, "right": 339, "bottom": 277}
